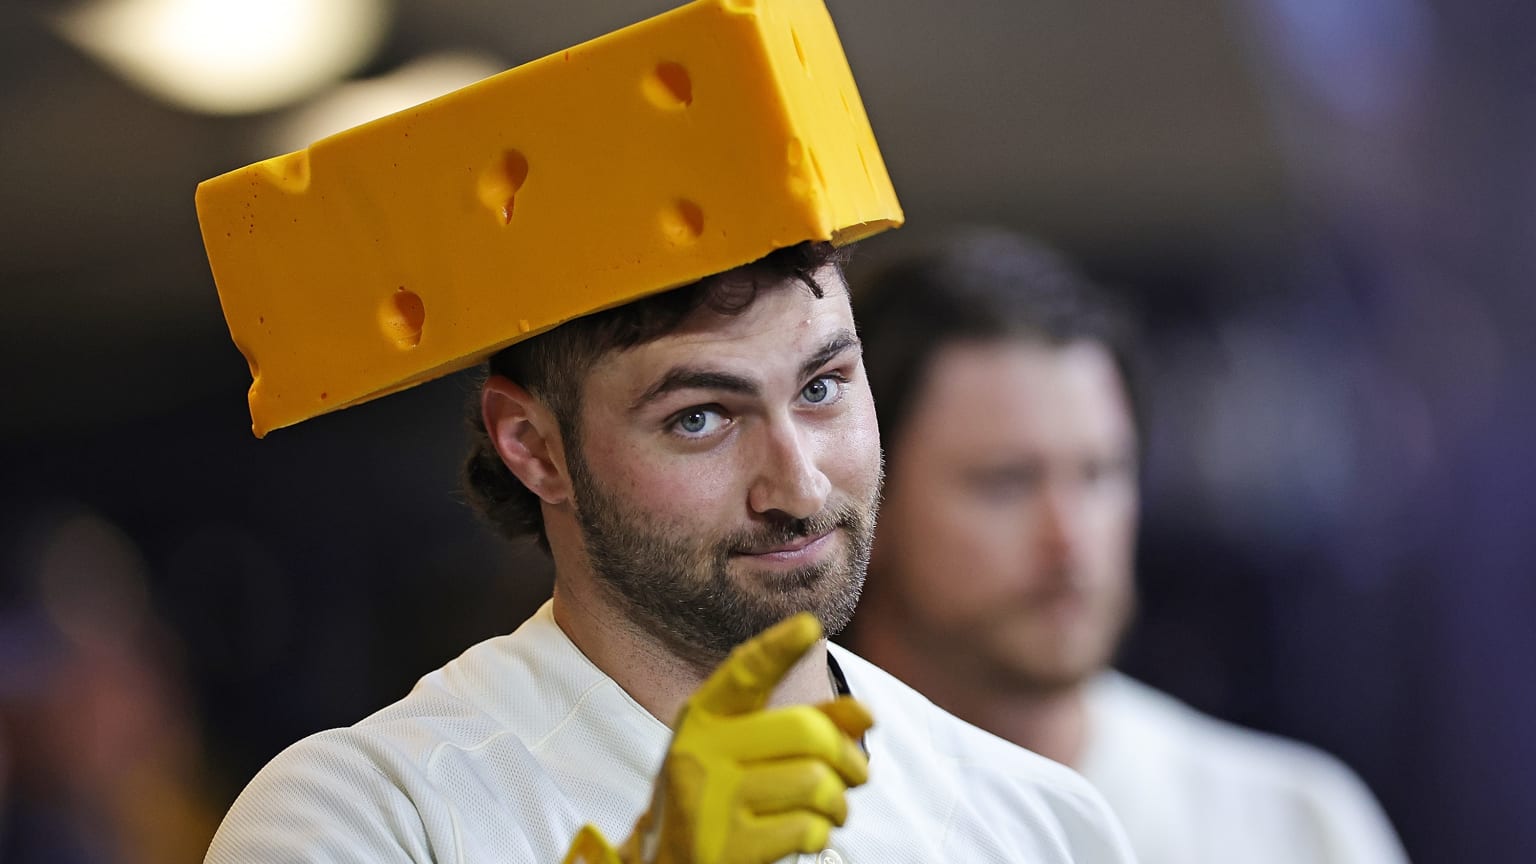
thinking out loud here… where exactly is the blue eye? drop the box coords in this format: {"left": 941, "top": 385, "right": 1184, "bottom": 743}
{"left": 801, "top": 376, "right": 841, "bottom": 405}
{"left": 680, "top": 411, "right": 707, "bottom": 433}
{"left": 673, "top": 407, "right": 727, "bottom": 438}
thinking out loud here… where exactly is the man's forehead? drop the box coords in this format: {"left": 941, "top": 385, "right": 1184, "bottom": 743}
{"left": 669, "top": 263, "right": 850, "bottom": 338}
{"left": 663, "top": 280, "right": 851, "bottom": 354}
{"left": 917, "top": 339, "right": 1135, "bottom": 447}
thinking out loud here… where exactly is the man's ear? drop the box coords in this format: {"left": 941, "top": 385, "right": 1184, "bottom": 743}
{"left": 481, "top": 376, "right": 571, "bottom": 506}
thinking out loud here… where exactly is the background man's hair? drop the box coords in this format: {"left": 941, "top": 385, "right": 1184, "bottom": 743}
{"left": 462, "top": 241, "right": 849, "bottom": 551}
{"left": 852, "top": 229, "right": 1141, "bottom": 452}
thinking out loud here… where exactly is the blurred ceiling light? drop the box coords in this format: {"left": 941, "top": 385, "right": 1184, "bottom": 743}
{"left": 53, "top": 0, "right": 391, "bottom": 115}
{"left": 264, "top": 52, "right": 507, "bottom": 155}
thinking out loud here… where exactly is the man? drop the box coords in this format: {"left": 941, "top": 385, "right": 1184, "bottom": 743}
{"left": 847, "top": 230, "right": 1410, "bottom": 864}
{"left": 204, "top": 242, "right": 1136, "bottom": 862}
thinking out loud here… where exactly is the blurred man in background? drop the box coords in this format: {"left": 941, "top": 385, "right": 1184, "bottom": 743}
{"left": 846, "top": 230, "right": 1410, "bottom": 864}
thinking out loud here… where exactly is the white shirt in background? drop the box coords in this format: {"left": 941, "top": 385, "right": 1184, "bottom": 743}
{"left": 1080, "top": 672, "right": 1409, "bottom": 864}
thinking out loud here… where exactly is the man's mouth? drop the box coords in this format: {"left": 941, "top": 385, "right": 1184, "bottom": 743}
{"left": 734, "top": 529, "right": 836, "bottom": 562}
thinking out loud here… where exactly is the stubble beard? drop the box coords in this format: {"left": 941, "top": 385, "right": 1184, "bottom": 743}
{"left": 983, "top": 581, "right": 1135, "bottom": 697}
{"left": 567, "top": 446, "right": 880, "bottom": 673}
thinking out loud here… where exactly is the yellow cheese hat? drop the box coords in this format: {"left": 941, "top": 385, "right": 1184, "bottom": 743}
{"left": 195, "top": 0, "right": 903, "bottom": 437}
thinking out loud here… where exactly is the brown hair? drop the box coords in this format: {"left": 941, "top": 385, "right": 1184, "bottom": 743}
{"left": 462, "top": 241, "right": 850, "bottom": 551}
{"left": 853, "top": 230, "right": 1141, "bottom": 453}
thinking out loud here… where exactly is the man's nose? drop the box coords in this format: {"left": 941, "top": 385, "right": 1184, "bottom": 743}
{"left": 748, "top": 419, "right": 831, "bottom": 520}
{"left": 1036, "top": 482, "right": 1086, "bottom": 565}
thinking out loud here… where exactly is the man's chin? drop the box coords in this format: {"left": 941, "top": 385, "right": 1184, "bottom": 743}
{"left": 978, "top": 636, "right": 1112, "bottom": 694}
{"left": 724, "top": 567, "right": 864, "bottom": 638}
{"left": 728, "top": 560, "right": 829, "bottom": 594}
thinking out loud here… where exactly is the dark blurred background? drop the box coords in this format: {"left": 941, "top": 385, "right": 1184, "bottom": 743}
{"left": 2, "top": 0, "right": 1531, "bottom": 861}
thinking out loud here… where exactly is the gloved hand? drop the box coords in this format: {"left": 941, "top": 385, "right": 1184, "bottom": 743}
{"left": 563, "top": 612, "right": 873, "bottom": 864}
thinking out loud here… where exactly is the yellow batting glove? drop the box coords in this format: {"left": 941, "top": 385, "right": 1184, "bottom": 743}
{"left": 563, "top": 825, "right": 623, "bottom": 864}
{"left": 563, "top": 613, "right": 874, "bottom": 864}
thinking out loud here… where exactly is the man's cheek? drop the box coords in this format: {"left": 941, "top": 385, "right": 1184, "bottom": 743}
{"left": 834, "top": 412, "right": 882, "bottom": 487}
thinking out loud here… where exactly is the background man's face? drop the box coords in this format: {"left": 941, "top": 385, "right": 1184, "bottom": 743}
{"left": 567, "top": 268, "right": 884, "bottom": 668}
{"left": 872, "top": 339, "right": 1138, "bottom": 693}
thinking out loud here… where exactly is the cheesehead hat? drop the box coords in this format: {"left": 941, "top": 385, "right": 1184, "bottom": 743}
{"left": 195, "top": 0, "right": 903, "bottom": 437}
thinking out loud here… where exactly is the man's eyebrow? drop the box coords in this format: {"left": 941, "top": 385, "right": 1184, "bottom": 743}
{"left": 631, "top": 369, "right": 759, "bottom": 411}
{"left": 798, "top": 329, "right": 862, "bottom": 382}
{"left": 629, "top": 329, "right": 862, "bottom": 412}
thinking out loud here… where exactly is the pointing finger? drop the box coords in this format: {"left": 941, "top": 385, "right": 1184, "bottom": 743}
{"left": 692, "top": 612, "right": 823, "bottom": 716}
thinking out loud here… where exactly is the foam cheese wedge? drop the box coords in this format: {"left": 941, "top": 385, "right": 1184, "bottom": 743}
{"left": 195, "top": 0, "right": 903, "bottom": 437}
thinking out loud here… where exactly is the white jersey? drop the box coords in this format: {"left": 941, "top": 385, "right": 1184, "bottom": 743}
{"left": 1080, "top": 672, "right": 1408, "bottom": 864}
{"left": 206, "top": 601, "right": 1136, "bottom": 863}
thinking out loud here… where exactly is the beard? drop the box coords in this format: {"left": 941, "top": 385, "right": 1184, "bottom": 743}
{"left": 567, "top": 447, "right": 880, "bottom": 672}
{"left": 974, "top": 576, "right": 1135, "bottom": 696}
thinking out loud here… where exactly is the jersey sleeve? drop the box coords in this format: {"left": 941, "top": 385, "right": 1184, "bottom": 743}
{"left": 205, "top": 731, "right": 443, "bottom": 864}
{"left": 1013, "top": 755, "right": 1142, "bottom": 864}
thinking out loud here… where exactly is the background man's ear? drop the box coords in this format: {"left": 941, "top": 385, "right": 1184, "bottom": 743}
{"left": 481, "top": 376, "right": 571, "bottom": 506}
